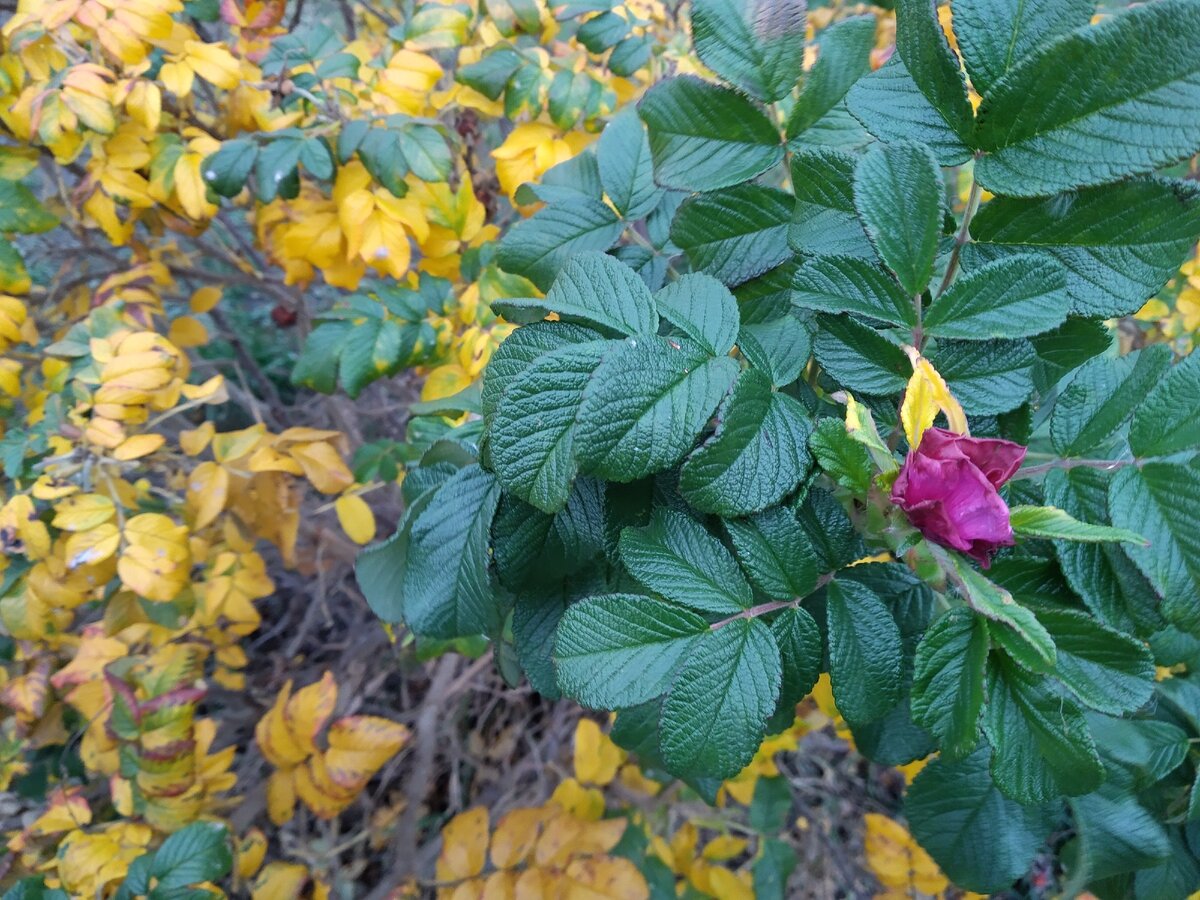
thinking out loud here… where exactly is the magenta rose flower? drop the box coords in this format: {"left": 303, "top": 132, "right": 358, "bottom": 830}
{"left": 890, "top": 427, "right": 1027, "bottom": 567}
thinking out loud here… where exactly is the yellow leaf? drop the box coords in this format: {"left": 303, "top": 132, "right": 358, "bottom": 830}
{"left": 284, "top": 671, "right": 338, "bottom": 757}
{"left": 52, "top": 493, "right": 116, "bottom": 531}
{"left": 563, "top": 856, "right": 650, "bottom": 900}
{"left": 186, "top": 461, "right": 230, "bottom": 530}
{"left": 335, "top": 494, "right": 376, "bottom": 545}
{"left": 573, "top": 718, "right": 623, "bottom": 786}
{"left": 174, "top": 153, "right": 211, "bottom": 220}
{"left": 701, "top": 834, "right": 747, "bottom": 862}
{"left": 237, "top": 828, "right": 268, "bottom": 878}
{"left": 550, "top": 777, "right": 605, "bottom": 821}
{"left": 184, "top": 41, "right": 242, "bottom": 89}
{"left": 323, "top": 715, "right": 410, "bottom": 791}
{"left": 180, "top": 421, "right": 215, "bottom": 456}
{"left": 863, "top": 813, "right": 949, "bottom": 896}
{"left": 112, "top": 433, "right": 165, "bottom": 460}
{"left": 168, "top": 315, "right": 209, "bottom": 348}
{"left": 436, "top": 807, "right": 489, "bottom": 882}
{"left": 701, "top": 865, "right": 753, "bottom": 900}
{"left": 251, "top": 861, "right": 310, "bottom": 900}
{"left": 900, "top": 350, "right": 968, "bottom": 449}
{"left": 190, "top": 285, "right": 222, "bottom": 313}
{"left": 65, "top": 522, "right": 120, "bottom": 569}
{"left": 266, "top": 768, "right": 297, "bottom": 826}
{"left": 489, "top": 807, "right": 547, "bottom": 869}
{"left": 290, "top": 441, "right": 354, "bottom": 494}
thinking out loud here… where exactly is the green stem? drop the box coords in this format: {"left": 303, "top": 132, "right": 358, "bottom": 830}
{"left": 936, "top": 170, "right": 984, "bottom": 299}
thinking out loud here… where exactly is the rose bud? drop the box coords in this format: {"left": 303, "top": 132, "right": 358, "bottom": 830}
{"left": 890, "top": 427, "right": 1027, "bottom": 567}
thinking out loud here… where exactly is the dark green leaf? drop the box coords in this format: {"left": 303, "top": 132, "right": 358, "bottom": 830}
{"left": 201, "top": 139, "right": 257, "bottom": 198}
{"left": 660, "top": 619, "right": 782, "bottom": 779}
{"left": 911, "top": 607, "right": 988, "bottom": 759}
{"left": 791, "top": 255, "right": 915, "bottom": 327}
{"left": 575, "top": 336, "right": 740, "bottom": 482}
{"left": 927, "top": 338, "right": 1036, "bottom": 415}
{"left": 671, "top": 185, "right": 793, "bottom": 286}
{"left": 787, "top": 15, "right": 875, "bottom": 139}
{"left": 813, "top": 314, "right": 910, "bottom": 395}
{"left": 150, "top": 822, "right": 232, "bottom": 888}
{"left": 1038, "top": 608, "right": 1155, "bottom": 715}
{"left": 598, "top": 107, "right": 661, "bottom": 219}
{"left": 482, "top": 322, "right": 602, "bottom": 423}
{"left": 653, "top": 274, "right": 740, "bottom": 356}
{"left": 1130, "top": 352, "right": 1200, "bottom": 458}
{"left": 638, "top": 76, "right": 783, "bottom": 192}
{"left": 679, "top": 369, "right": 813, "bottom": 516}
{"left": 826, "top": 579, "right": 903, "bottom": 727}
{"left": 770, "top": 607, "right": 822, "bottom": 725}
{"left": 398, "top": 125, "right": 452, "bottom": 181}
{"left": 974, "top": 1, "right": 1200, "bottom": 197}
{"left": 808, "top": 417, "right": 873, "bottom": 495}
{"left": 1068, "top": 785, "right": 1172, "bottom": 882}
{"left": 554, "top": 593, "right": 709, "bottom": 708}
{"left": 497, "top": 201, "right": 623, "bottom": 291}
{"left": 738, "top": 314, "right": 811, "bottom": 388}
{"left": 690, "top": 0, "right": 806, "bottom": 102}
{"left": 402, "top": 465, "right": 502, "bottom": 639}
{"left": 853, "top": 139, "right": 945, "bottom": 296}
{"left": 892, "top": 0, "right": 975, "bottom": 146}
{"left": 725, "top": 506, "right": 820, "bottom": 600}
{"left": 925, "top": 255, "right": 1070, "bottom": 339}
{"left": 619, "top": 508, "right": 752, "bottom": 614}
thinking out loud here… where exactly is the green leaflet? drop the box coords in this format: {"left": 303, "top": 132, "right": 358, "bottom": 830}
{"left": 906, "top": 747, "right": 1058, "bottom": 893}
{"left": 1111, "top": 463, "right": 1200, "bottom": 637}
{"left": 496, "top": 201, "right": 623, "bottom": 291}
{"left": 690, "top": 0, "right": 806, "bottom": 103}
{"left": 724, "top": 506, "right": 820, "bottom": 600}
{"left": 974, "top": 0, "right": 1200, "bottom": 197}
{"left": 678, "top": 369, "right": 813, "bottom": 517}
{"left": 787, "top": 15, "right": 875, "bottom": 140}
{"left": 489, "top": 341, "right": 615, "bottom": 514}
{"left": 1067, "top": 785, "right": 1172, "bottom": 883}
{"left": 1049, "top": 346, "right": 1172, "bottom": 457}
{"left": 982, "top": 654, "right": 1105, "bottom": 804}
{"left": 791, "top": 255, "right": 915, "bottom": 327}
{"left": 1130, "top": 352, "right": 1200, "bottom": 457}
{"left": 1037, "top": 608, "right": 1155, "bottom": 716}
{"left": 481, "top": 322, "right": 603, "bottom": 423}
{"left": 653, "top": 274, "right": 740, "bottom": 357}
{"left": 852, "top": 140, "right": 945, "bottom": 297}
{"left": 769, "top": 607, "right": 822, "bottom": 727}
{"left": 737, "top": 315, "right": 812, "bottom": 388}
{"left": 618, "top": 508, "right": 752, "bottom": 614}
{"left": 553, "top": 593, "right": 709, "bottom": 709}
{"left": 597, "top": 107, "right": 662, "bottom": 219}
{"left": 402, "top": 465, "right": 502, "bottom": 639}
{"left": 808, "top": 417, "right": 873, "bottom": 495}
{"left": 927, "top": 338, "right": 1036, "bottom": 415}
{"left": 910, "top": 608, "right": 988, "bottom": 760}
{"left": 1009, "top": 506, "right": 1147, "bottom": 546}
{"left": 924, "top": 255, "right": 1071, "bottom": 339}
{"left": 670, "top": 185, "right": 794, "bottom": 287}
{"left": 659, "top": 619, "right": 782, "bottom": 780}
{"left": 638, "top": 76, "right": 784, "bottom": 192}
{"left": 575, "top": 335, "right": 740, "bottom": 482}
{"left": 825, "top": 579, "right": 903, "bottom": 728}
{"left": 812, "top": 314, "right": 911, "bottom": 396}
{"left": 535, "top": 251, "right": 660, "bottom": 336}
{"left": 788, "top": 148, "right": 874, "bottom": 258}
{"left": 964, "top": 178, "right": 1200, "bottom": 318}
{"left": 892, "top": 0, "right": 975, "bottom": 145}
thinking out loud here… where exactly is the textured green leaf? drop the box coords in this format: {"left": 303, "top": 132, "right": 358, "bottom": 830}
{"left": 965, "top": 178, "right": 1200, "bottom": 317}
{"left": 149, "top": 822, "right": 232, "bottom": 889}
{"left": 826, "top": 579, "right": 903, "bottom": 727}
{"left": 791, "top": 255, "right": 915, "bottom": 327}
{"left": 481, "top": 322, "right": 602, "bottom": 422}
{"left": 690, "top": 0, "right": 805, "bottom": 102}
{"left": 339, "top": 317, "right": 404, "bottom": 398}
{"left": 1010, "top": 505, "right": 1146, "bottom": 546}
{"left": 575, "top": 336, "right": 740, "bottom": 482}
{"left": 1031, "top": 317, "right": 1113, "bottom": 386}
{"left": 1111, "top": 463, "right": 1200, "bottom": 637}
{"left": 951, "top": 0, "right": 1094, "bottom": 96}
{"left": 598, "top": 107, "right": 662, "bottom": 219}
{"left": 1045, "top": 468, "right": 1161, "bottom": 635}
{"left": 1088, "top": 714, "right": 1190, "bottom": 790}
{"left": 638, "top": 76, "right": 783, "bottom": 191}
{"left": 974, "top": 1, "right": 1200, "bottom": 197}
{"left": 944, "top": 551, "right": 1056, "bottom": 671}
{"left": 853, "top": 140, "right": 945, "bottom": 296}
{"left": 982, "top": 654, "right": 1104, "bottom": 804}
{"left": 737, "top": 315, "right": 812, "bottom": 388}
{"left": 927, "top": 338, "right": 1035, "bottom": 415}
{"left": 1068, "top": 785, "right": 1172, "bottom": 883}
{"left": 787, "top": 15, "right": 875, "bottom": 139}
{"left": 497, "top": 202, "right": 623, "bottom": 291}
{"left": 798, "top": 488, "right": 865, "bottom": 571}
{"left": 770, "top": 607, "right": 822, "bottom": 723}
{"left": 725, "top": 506, "right": 820, "bottom": 600}
{"left": 540, "top": 251, "right": 659, "bottom": 336}
{"left": 660, "top": 619, "right": 782, "bottom": 779}
{"left": 355, "top": 488, "right": 440, "bottom": 624}
{"left": 554, "top": 593, "right": 709, "bottom": 708}
{"left": 653, "top": 274, "right": 740, "bottom": 356}
{"left": 679, "top": 369, "right": 812, "bottom": 516}
{"left": 490, "top": 341, "right": 613, "bottom": 513}
{"left": 906, "top": 747, "right": 1058, "bottom": 893}
{"left": 1050, "top": 346, "right": 1172, "bottom": 456}
{"left": 846, "top": 56, "right": 972, "bottom": 165}
{"left": 619, "top": 508, "right": 751, "bottom": 614}
{"left": 789, "top": 147, "right": 874, "bottom": 258}
{"left": 1130, "top": 352, "right": 1200, "bottom": 458}
{"left": 671, "top": 185, "right": 793, "bottom": 286}
{"left": 813, "top": 314, "right": 910, "bottom": 395}
{"left": 492, "top": 481, "right": 606, "bottom": 590}
{"left": 892, "top": 0, "right": 975, "bottom": 145}
{"left": 911, "top": 608, "right": 988, "bottom": 760}
{"left": 924, "top": 255, "right": 1070, "bottom": 339}
{"left": 402, "top": 465, "right": 502, "bottom": 639}
{"left": 808, "top": 417, "right": 873, "bottom": 495}
{"left": 1037, "top": 608, "right": 1155, "bottom": 715}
